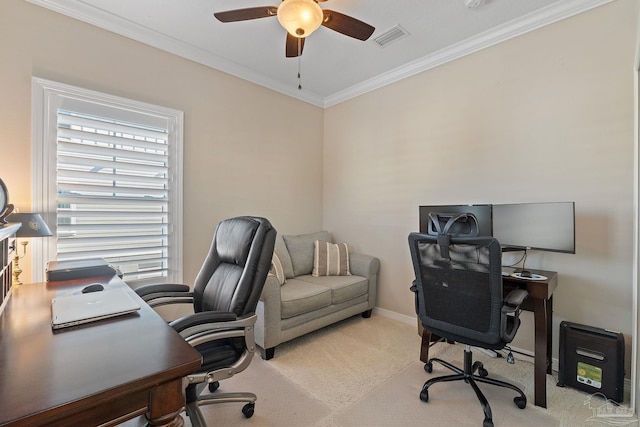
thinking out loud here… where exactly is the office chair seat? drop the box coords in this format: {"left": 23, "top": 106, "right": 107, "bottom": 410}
{"left": 197, "top": 339, "right": 243, "bottom": 369}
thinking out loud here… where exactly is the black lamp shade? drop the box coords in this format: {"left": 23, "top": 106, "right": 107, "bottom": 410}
{"left": 8, "top": 213, "right": 53, "bottom": 238}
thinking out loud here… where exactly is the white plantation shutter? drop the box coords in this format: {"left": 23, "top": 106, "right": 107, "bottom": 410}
{"left": 32, "top": 78, "right": 183, "bottom": 285}
{"left": 56, "top": 110, "right": 170, "bottom": 282}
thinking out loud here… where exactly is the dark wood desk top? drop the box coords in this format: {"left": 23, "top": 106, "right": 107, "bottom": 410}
{"left": 0, "top": 276, "right": 202, "bottom": 426}
{"left": 503, "top": 268, "right": 558, "bottom": 300}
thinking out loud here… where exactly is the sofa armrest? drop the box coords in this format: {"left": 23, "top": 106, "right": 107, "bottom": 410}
{"left": 349, "top": 252, "right": 380, "bottom": 311}
{"left": 255, "top": 274, "right": 282, "bottom": 350}
{"left": 349, "top": 252, "right": 380, "bottom": 279}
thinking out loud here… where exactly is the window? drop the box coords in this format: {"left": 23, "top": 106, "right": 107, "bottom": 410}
{"left": 32, "top": 78, "right": 183, "bottom": 285}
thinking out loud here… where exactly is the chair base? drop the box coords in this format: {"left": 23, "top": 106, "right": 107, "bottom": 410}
{"left": 421, "top": 346, "right": 526, "bottom": 427}
{"left": 185, "top": 382, "right": 257, "bottom": 427}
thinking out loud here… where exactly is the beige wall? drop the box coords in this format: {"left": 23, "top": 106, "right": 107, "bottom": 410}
{"left": 0, "top": 0, "right": 324, "bottom": 284}
{"left": 324, "top": 0, "right": 638, "bottom": 361}
{"left": 2, "top": 0, "right": 638, "bottom": 366}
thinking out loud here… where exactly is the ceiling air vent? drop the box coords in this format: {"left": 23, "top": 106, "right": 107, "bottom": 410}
{"left": 372, "top": 25, "right": 409, "bottom": 48}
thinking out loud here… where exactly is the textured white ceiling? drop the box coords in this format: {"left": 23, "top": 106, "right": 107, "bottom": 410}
{"left": 28, "top": 0, "right": 612, "bottom": 107}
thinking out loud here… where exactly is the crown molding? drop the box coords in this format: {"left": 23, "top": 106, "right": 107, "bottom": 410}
{"left": 26, "top": 0, "right": 326, "bottom": 107}
{"left": 324, "top": 0, "right": 614, "bottom": 107}
{"left": 27, "top": 0, "right": 613, "bottom": 109}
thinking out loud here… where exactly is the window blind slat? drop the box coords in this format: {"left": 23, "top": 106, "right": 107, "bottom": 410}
{"left": 57, "top": 246, "right": 167, "bottom": 257}
{"left": 57, "top": 196, "right": 168, "bottom": 208}
{"left": 56, "top": 183, "right": 168, "bottom": 198}
{"left": 57, "top": 140, "right": 169, "bottom": 162}
{"left": 57, "top": 233, "right": 167, "bottom": 242}
{"left": 58, "top": 198, "right": 167, "bottom": 208}
{"left": 57, "top": 155, "right": 168, "bottom": 175}
{"left": 59, "top": 112, "right": 168, "bottom": 141}
{"left": 58, "top": 128, "right": 168, "bottom": 154}
{"left": 57, "top": 169, "right": 168, "bottom": 187}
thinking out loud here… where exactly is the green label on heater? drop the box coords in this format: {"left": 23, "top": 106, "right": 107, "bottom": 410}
{"left": 577, "top": 362, "right": 602, "bottom": 389}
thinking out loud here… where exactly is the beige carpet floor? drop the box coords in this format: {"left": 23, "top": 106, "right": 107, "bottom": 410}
{"left": 122, "top": 314, "right": 638, "bottom": 427}
{"left": 334, "top": 359, "right": 556, "bottom": 427}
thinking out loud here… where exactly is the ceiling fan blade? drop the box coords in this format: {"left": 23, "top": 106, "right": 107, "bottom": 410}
{"left": 321, "top": 10, "right": 375, "bottom": 41}
{"left": 214, "top": 6, "right": 278, "bottom": 23}
{"left": 285, "top": 33, "right": 305, "bottom": 57}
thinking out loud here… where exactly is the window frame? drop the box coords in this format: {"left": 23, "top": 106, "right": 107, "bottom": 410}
{"left": 31, "top": 77, "right": 183, "bottom": 285}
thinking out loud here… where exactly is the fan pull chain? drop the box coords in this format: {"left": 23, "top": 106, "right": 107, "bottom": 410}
{"left": 297, "top": 38, "right": 302, "bottom": 90}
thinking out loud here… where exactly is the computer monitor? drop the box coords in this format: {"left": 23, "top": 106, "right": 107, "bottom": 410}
{"left": 419, "top": 204, "right": 493, "bottom": 237}
{"left": 492, "top": 202, "right": 575, "bottom": 254}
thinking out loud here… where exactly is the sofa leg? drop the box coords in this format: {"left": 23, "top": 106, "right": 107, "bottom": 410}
{"left": 362, "top": 309, "right": 373, "bottom": 319}
{"left": 261, "top": 347, "right": 275, "bottom": 360}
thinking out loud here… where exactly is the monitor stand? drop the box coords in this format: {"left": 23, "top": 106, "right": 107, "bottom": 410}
{"left": 502, "top": 246, "right": 526, "bottom": 253}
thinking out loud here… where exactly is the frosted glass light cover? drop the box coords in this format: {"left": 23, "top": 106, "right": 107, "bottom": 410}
{"left": 277, "top": 0, "right": 323, "bottom": 38}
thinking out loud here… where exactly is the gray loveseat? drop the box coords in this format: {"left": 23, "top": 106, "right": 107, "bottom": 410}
{"left": 254, "top": 231, "right": 380, "bottom": 359}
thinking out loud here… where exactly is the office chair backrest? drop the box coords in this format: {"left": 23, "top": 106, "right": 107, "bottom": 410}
{"left": 409, "top": 231, "right": 505, "bottom": 347}
{"left": 193, "top": 216, "right": 276, "bottom": 316}
{"left": 427, "top": 212, "right": 479, "bottom": 260}
{"left": 427, "top": 212, "right": 479, "bottom": 238}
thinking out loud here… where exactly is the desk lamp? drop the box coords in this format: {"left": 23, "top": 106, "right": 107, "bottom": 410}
{"left": 8, "top": 213, "right": 53, "bottom": 286}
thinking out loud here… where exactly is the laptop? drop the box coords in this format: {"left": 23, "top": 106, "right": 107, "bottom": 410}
{"left": 51, "top": 287, "right": 141, "bottom": 330}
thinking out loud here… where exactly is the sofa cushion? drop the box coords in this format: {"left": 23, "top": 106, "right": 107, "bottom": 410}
{"left": 312, "top": 240, "right": 351, "bottom": 277}
{"left": 283, "top": 231, "right": 331, "bottom": 277}
{"left": 275, "top": 235, "right": 295, "bottom": 279}
{"left": 280, "top": 278, "right": 332, "bottom": 319}
{"left": 296, "top": 274, "right": 368, "bottom": 305}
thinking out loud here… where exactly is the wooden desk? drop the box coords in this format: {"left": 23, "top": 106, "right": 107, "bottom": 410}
{"left": 419, "top": 268, "right": 557, "bottom": 408}
{"left": 0, "top": 275, "right": 202, "bottom": 427}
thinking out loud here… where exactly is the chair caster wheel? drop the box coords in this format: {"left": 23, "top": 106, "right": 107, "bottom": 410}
{"left": 208, "top": 381, "right": 220, "bottom": 393}
{"left": 419, "top": 389, "right": 429, "bottom": 402}
{"left": 478, "top": 367, "right": 488, "bottom": 377}
{"left": 483, "top": 418, "right": 494, "bottom": 427}
{"left": 514, "top": 395, "right": 527, "bottom": 409}
{"left": 242, "top": 403, "right": 255, "bottom": 418}
{"left": 424, "top": 362, "right": 433, "bottom": 373}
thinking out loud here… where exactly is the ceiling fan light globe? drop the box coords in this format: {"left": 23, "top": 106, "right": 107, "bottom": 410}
{"left": 277, "top": 0, "right": 323, "bottom": 38}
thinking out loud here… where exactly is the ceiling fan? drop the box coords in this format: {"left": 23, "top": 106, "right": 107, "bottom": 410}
{"left": 214, "top": 0, "right": 375, "bottom": 58}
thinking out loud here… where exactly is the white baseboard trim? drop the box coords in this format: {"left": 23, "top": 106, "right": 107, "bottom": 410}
{"left": 372, "top": 306, "right": 417, "bottom": 326}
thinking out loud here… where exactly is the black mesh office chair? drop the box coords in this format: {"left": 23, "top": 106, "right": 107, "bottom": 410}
{"left": 136, "top": 216, "right": 276, "bottom": 427}
{"left": 409, "top": 213, "right": 528, "bottom": 427}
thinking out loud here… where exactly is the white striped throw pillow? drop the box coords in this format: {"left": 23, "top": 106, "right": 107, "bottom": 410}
{"left": 312, "top": 240, "right": 351, "bottom": 277}
{"left": 269, "top": 252, "right": 286, "bottom": 285}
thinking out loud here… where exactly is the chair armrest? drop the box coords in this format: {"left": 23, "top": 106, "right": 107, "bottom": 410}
{"left": 172, "top": 312, "right": 256, "bottom": 352}
{"left": 504, "top": 289, "right": 528, "bottom": 308}
{"left": 500, "top": 289, "right": 529, "bottom": 342}
{"left": 134, "top": 283, "right": 193, "bottom": 308}
{"left": 170, "top": 311, "right": 238, "bottom": 332}
{"left": 181, "top": 313, "right": 258, "bottom": 384}
{"left": 135, "top": 283, "right": 190, "bottom": 297}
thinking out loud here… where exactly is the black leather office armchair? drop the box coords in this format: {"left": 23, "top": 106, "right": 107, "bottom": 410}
{"left": 409, "top": 213, "right": 528, "bottom": 427}
{"left": 136, "top": 216, "right": 276, "bottom": 427}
